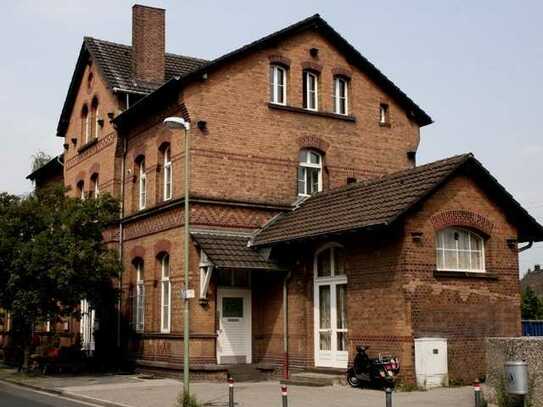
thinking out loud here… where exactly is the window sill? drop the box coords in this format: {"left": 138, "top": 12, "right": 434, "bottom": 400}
{"left": 268, "top": 103, "right": 356, "bottom": 122}
{"left": 433, "top": 270, "right": 498, "bottom": 280}
{"left": 77, "top": 138, "right": 98, "bottom": 154}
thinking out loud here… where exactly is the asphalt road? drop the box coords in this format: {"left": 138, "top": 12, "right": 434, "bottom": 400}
{"left": 0, "top": 382, "right": 99, "bottom": 407}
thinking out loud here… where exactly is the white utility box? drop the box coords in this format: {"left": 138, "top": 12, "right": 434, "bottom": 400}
{"left": 414, "top": 337, "right": 448, "bottom": 389}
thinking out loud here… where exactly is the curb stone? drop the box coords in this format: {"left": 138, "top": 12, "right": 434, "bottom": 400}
{"left": 0, "top": 377, "right": 133, "bottom": 407}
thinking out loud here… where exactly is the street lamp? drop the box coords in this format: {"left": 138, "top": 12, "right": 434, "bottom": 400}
{"left": 163, "top": 116, "right": 191, "bottom": 394}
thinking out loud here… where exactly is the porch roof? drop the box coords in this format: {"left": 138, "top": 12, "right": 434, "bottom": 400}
{"left": 252, "top": 154, "right": 543, "bottom": 246}
{"left": 191, "top": 230, "right": 283, "bottom": 271}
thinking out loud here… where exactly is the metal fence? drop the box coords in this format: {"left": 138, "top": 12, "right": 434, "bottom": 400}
{"left": 522, "top": 320, "right": 543, "bottom": 336}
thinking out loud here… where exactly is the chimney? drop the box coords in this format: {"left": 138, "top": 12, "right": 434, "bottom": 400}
{"left": 535, "top": 264, "right": 541, "bottom": 272}
{"left": 132, "top": 5, "right": 165, "bottom": 83}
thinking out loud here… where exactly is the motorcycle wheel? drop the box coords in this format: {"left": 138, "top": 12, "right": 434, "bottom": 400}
{"left": 347, "top": 372, "right": 361, "bottom": 388}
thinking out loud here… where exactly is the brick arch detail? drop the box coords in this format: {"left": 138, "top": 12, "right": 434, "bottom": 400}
{"left": 297, "top": 135, "right": 330, "bottom": 153}
{"left": 431, "top": 210, "right": 495, "bottom": 236}
{"left": 301, "top": 61, "right": 323, "bottom": 73}
{"left": 88, "top": 162, "right": 100, "bottom": 176}
{"left": 332, "top": 66, "right": 353, "bottom": 79}
{"left": 131, "top": 146, "right": 147, "bottom": 163}
{"left": 268, "top": 54, "right": 291, "bottom": 67}
{"left": 154, "top": 239, "right": 172, "bottom": 257}
{"left": 75, "top": 171, "right": 86, "bottom": 185}
{"left": 130, "top": 246, "right": 146, "bottom": 260}
{"left": 156, "top": 130, "right": 172, "bottom": 150}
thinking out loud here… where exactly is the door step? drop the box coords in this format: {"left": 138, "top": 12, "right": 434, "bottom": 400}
{"left": 281, "top": 372, "right": 345, "bottom": 387}
{"left": 227, "top": 364, "right": 276, "bottom": 382}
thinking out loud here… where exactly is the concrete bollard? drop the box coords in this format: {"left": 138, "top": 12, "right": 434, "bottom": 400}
{"left": 281, "top": 384, "right": 288, "bottom": 407}
{"left": 228, "top": 376, "right": 234, "bottom": 407}
{"left": 473, "top": 379, "right": 481, "bottom": 407}
{"left": 385, "top": 387, "right": 393, "bottom": 407}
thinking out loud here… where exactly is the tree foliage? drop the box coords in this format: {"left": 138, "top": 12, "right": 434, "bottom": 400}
{"left": 30, "top": 151, "right": 53, "bottom": 172}
{"left": 0, "top": 185, "right": 121, "bottom": 341}
{"left": 521, "top": 286, "right": 543, "bottom": 320}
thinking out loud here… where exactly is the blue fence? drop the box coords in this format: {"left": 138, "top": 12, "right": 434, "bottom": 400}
{"left": 522, "top": 320, "right": 543, "bottom": 336}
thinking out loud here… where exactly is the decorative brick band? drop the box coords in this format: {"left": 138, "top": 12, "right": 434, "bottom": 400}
{"left": 65, "top": 132, "right": 116, "bottom": 169}
{"left": 268, "top": 54, "right": 291, "bottom": 67}
{"left": 431, "top": 210, "right": 494, "bottom": 236}
{"left": 296, "top": 135, "right": 330, "bottom": 153}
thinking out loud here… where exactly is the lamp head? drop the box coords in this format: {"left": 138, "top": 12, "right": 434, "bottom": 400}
{"left": 163, "top": 117, "right": 190, "bottom": 130}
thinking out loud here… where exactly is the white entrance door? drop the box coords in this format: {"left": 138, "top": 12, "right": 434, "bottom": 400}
{"left": 217, "top": 288, "right": 252, "bottom": 364}
{"left": 314, "top": 244, "right": 348, "bottom": 368}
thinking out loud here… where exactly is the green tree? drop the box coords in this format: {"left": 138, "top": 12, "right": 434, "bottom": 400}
{"left": 0, "top": 185, "right": 121, "bottom": 368}
{"left": 521, "top": 286, "right": 543, "bottom": 320}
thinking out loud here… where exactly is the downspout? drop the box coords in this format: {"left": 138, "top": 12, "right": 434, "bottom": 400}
{"left": 283, "top": 270, "right": 292, "bottom": 380}
{"left": 518, "top": 241, "right": 533, "bottom": 253}
{"left": 117, "top": 133, "right": 127, "bottom": 350}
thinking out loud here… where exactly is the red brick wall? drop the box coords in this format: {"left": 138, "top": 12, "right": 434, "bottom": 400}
{"left": 402, "top": 174, "right": 521, "bottom": 384}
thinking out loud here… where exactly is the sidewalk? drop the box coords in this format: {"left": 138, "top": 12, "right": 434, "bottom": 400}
{"left": 0, "top": 367, "right": 475, "bottom": 407}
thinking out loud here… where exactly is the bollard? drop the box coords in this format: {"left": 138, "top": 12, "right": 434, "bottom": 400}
{"left": 228, "top": 376, "right": 234, "bottom": 407}
{"left": 473, "top": 379, "right": 481, "bottom": 407}
{"left": 385, "top": 387, "right": 393, "bottom": 407}
{"left": 281, "top": 384, "right": 288, "bottom": 407}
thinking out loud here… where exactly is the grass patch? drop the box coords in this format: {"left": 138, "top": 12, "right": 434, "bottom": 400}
{"left": 176, "top": 391, "right": 201, "bottom": 407}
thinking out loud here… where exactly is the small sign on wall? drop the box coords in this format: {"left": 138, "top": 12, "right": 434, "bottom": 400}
{"left": 180, "top": 288, "right": 195, "bottom": 300}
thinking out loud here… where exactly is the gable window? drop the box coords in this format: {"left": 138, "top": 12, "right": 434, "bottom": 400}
{"left": 135, "top": 260, "right": 145, "bottom": 332}
{"left": 333, "top": 77, "right": 348, "bottom": 115}
{"left": 270, "top": 64, "right": 287, "bottom": 105}
{"left": 436, "top": 228, "right": 485, "bottom": 272}
{"left": 90, "top": 173, "right": 99, "bottom": 198}
{"left": 163, "top": 145, "right": 172, "bottom": 201}
{"left": 160, "top": 254, "right": 171, "bottom": 333}
{"left": 303, "top": 71, "right": 319, "bottom": 111}
{"left": 379, "top": 103, "right": 390, "bottom": 126}
{"left": 81, "top": 105, "right": 90, "bottom": 144}
{"left": 138, "top": 158, "right": 147, "bottom": 210}
{"left": 298, "top": 149, "right": 322, "bottom": 196}
{"left": 90, "top": 97, "right": 99, "bottom": 139}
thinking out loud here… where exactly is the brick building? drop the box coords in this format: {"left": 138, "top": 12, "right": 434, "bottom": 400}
{"left": 41, "top": 5, "right": 543, "bottom": 384}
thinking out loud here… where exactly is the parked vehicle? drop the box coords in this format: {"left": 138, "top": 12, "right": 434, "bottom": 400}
{"left": 347, "top": 345, "right": 400, "bottom": 389}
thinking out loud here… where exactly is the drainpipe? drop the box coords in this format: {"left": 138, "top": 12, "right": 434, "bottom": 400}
{"left": 518, "top": 241, "right": 533, "bottom": 253}
{"left": 117, "top": 134, "right": 127, "bottom": 350}
{"left": 283, "top": 270, "right": 292, "bottom": 380}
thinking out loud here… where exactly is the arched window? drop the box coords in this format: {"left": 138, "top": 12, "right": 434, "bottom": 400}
{"left": 163, "top": 145, "right": 172, "bottom": 201}
{"left": 90, "top": 97, "right": 99, "bottom": 139}
{"left": 298, "top": 149, "right": 322, "bottom": 196}
{"left": 314, "top": 244, "right": 348, "bottom": 367}
{"left": 135, "top": 260, "right": 145, "bottom": 332}
{"left": 81, "top": 105, "right": 90, "bottom": 144}
{"left": 160, "top": 254, "right": 171, "bottom": 333}
{"left": 333, "top": 76, "right": 348, "bottom": 115}
{"left": 77, "top": 180, "right": 85, "bottom": 200}
{"left": 303, "top": 70, "right": 319, "bottom": 111}
{"left": 90, "top": 173, "right": 99, "bottom": 198}
{"left": 138, "top": 157, "right": 147, "bottom": 210}
{"left": 436, "top": 228, "right": 485, "bottom": 272}
{"left": 270, "top": 64, "right": 287, "bottom": 105}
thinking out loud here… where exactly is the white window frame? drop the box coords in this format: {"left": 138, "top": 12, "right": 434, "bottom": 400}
{"left": 270, "top": 65, "right": 287, "bottom": 105}
{"left": 298, "top": 149, "right": 322, "bottom": 196}
{"left": 135, "top": 262, "right": 145, "bottom": 332}
{"left": 138, "top": 159, "right": 147, "bottom": 210}
{"left": 84, "top": 113, "right": 90, "bottom": 144}
{"left": 78, "top": 182, "right": 85, "bottom": 200}
{"left": 334, "top": 77, "right": 348, "bottom": 115}
{"left": 304, "top": 71, "right": 319, "bottom": 111}
{"left": 163, "top": 146, "right": 172, "bottom": 201}
{"left": 160, "top": 255, "right": 171, "bottom": 333}
{"left": 92, "top": 175, "right": 99, "bottom": 198}
{"left": 379, "top": 103, "right": 389, "bottom": 125}
{"left": 436, "top": 227, "right": 486, "bottom": 273}
{"left": 94, "top": 108, "right": 100, "bottom": 139}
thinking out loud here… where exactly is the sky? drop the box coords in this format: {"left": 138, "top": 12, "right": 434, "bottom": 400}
{"left": 0, "top": 0, "right": 541, "bottom": 274}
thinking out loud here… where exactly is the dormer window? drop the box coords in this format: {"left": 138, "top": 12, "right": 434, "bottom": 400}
{"left": 270, "top": 64, "right": 287, "bottom": 105}
{"left": 298, "top": 149, "right": 322, "bottom": 196}
{"left": 333, "top": 77, "right": 348, "bottom": 115}
{"left": 303, "top": 71, "right": 319, "bottom": 111}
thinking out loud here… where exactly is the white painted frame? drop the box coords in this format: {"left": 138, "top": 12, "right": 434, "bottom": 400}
{"left": 270, "top": 65, "right": 287, "bottom": 105}
{"left": 313, "top": 242, "right": 348, "bottom": 368}
{"left": 298, "top": 149, "right": 323, "bottom": 196}
{"left": 436, "top": 227, "right": 486, "bottom": 273}
{"left": 138, "top": 159, "right": 147, "bottom": 210}
{"left": 304, "top": 71, "right": 319, "bottom": 111}
{"left": 163, "top": 146, "right": 172, "bottom": 201}
{"left": 334, "top": 77, "right": 348, "bottom": 115}
{"left": 160, "top": 255, "right": 171, "bottom": 333}
{"left": 135, "top": 262, "right": 145, "bottom": 332}
{"left": 216, "top": 287, "right": 252, "bottom": 364}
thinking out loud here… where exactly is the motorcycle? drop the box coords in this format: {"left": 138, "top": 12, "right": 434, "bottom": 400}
{"left": 346, "top": 345, "right": 400, "bottom": 389}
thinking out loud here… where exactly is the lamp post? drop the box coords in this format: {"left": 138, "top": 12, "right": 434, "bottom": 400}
{"left": 163, "top": 116, "right": 191, "bottom": 394}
